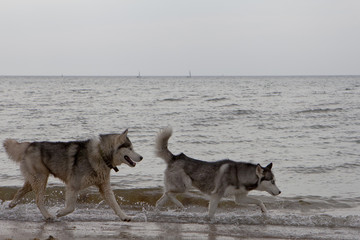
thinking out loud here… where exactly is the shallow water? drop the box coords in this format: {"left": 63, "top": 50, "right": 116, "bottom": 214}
{"left": 0, "top": 76, "right": 360, "bottom": 239}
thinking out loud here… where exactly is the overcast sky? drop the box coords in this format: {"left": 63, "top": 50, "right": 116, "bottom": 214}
{"left": 1, "top": 0, "right": 359, "bottom": 76}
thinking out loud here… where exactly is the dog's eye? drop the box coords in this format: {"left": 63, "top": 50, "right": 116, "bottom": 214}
{"left": 117, "top": 144, "right": 125, "bottom": 150}
{"left": 271, "top": 180, "right": 275, "bottom": 184}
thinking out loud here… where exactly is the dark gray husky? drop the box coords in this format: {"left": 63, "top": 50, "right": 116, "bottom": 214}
{"left": 3, "top": 129, "right": 142, "bottom": 221}
{"left": 155, "top": 127, "right": 281, "bottom": 217}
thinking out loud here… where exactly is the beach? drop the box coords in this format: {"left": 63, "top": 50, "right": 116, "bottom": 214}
{"left": 1, "top": 196, "right": 360, "bottom": 240}
{"left": 2, "top": 216, "right": 360, "bottom": 240}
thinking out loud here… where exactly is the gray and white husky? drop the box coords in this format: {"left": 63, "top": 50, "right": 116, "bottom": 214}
{"left": 3, "top": 129, "right": 143, "bottom": 221}
{"left": 155, "top": 127, "right": 281, "bottom": 218}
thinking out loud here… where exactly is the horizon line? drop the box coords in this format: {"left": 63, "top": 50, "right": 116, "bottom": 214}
{"left": 1, "top": 74, "right": 360, "bottom": 78}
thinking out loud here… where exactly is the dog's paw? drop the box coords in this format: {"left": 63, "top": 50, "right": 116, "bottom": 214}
{"left": 56, "top": 207, "right": 75, "bottom": 217}
{"left": 261, "top": 208, "right": 268, "bottom": 214}
{"left": 120, "top": 215, "right": 132, "bottom": 222}
{"left": 259, "top": 203, "right": 268, "bottom": 214}
{"left": 45, "top": 215, "right": 55, "bottom": 222}
{"left": 204, "top": 215, "right": 216, "bottom": 223}
{"left": 8, "top": 201, "right": 17, "bottom": 209}
{"left": 56, "top": 209, "right": 66, "bottom": 217}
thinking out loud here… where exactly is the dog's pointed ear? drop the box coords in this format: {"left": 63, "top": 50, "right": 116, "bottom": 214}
{"left": 256, "top": 164, "right": 264, "bottom": 178}
{"left": 265, "top": 163, "right": 273, "bottom": 170}
{"left": 120, "top": 129, "right": 128, "bottom": 139}
{"left": 121, "top": 129, "right": 128, "bottom": 136}
{"left": 117, "top": 129, "right": 128, "bottom": 143}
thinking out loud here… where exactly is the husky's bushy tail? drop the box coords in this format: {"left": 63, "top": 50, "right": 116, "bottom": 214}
{"left": 3, "top": 139, "right": 30, "bottom": 162}
{"left": 155, "top": 127, "right": 174, "bottom": 164}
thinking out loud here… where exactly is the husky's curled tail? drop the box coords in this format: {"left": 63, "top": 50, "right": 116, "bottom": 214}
{"left": 155, "top": 127, "right": 174, "bottom": 163}
{"left": 3, "top": 139, "right": 30, "bottom": 163}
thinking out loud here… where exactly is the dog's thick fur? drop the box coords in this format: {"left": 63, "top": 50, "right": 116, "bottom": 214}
{"left": 155, "top": 127, "right": 281, "bottom": 217}
{"left": 3, "top": 129, "right": 143, "bottom": 221}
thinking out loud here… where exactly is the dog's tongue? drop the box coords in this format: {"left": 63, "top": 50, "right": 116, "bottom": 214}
{"left": 124, "top": 156, "right": 136, "bottom": 167}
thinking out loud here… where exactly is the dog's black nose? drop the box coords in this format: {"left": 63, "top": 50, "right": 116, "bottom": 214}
{"left": 140, "top": 156, "right": 143, "bottom": 161}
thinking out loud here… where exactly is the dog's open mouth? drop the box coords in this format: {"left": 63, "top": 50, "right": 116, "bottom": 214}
{"left": 124, "top": 155, "right": 136, "bottom": 167}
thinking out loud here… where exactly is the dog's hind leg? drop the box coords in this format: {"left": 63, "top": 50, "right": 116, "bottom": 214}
{"left": 155, "top": 193, "right": 168, "bottom": 208}
{"left": 208, "top": 193, "right": 222, "bottom": 218}
{"left": 166, "top": 192, "right": 184, "bottom": 208}
{"left": 158, "top": 170, "right": 190, "bottom": 209}
{"left": 98, "top": 182, "right": 131, "bottom": 222}
{"left": 56, "top": 187, "right": 79, "bottom": 217}
{"left": 156, "top": 192, "right": 184, "bottom": 209}
{"left": 30, "top": 174, "right": 54, "bottom": 220}
{"left": 9, "top": 181, "right": 32, "bottom": 208}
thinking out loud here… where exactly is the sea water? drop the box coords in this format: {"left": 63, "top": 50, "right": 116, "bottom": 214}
{"left": 0, "top": 76, "right": 359, "bottom": 239}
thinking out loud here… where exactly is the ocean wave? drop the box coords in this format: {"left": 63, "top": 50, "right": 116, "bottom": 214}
{"left": 1, "top": 186, "right": 360, "bottom": 230}
{"left": 1, "top": 201, "right": 360, "bottom": 229}
{"left": 159, "top": 111, "right": 181, "bottom": 116}
{"left": 191, "top": 122, "right": 220, "bottom": 127}
{"left": 308, "top": 124, "right": 336, "bottom": 129}
{"left": 263, "top": 91, "right": 282, "bottom": 97}
{"left": 159, "top": 98, "right": 184, "bottom": 102}
{"left": 289, "top": 162, "right": 360, "bottom": 174}
{"left": 221, "top": 103, "right": 240, "bottom": 107}
{"left": 205, "top": 97, "right": 228, "bottom": 102}
{"left": 70, "top": 89, "right": 93, "bottom": 94}
{"left": 1, "top": 187, "right": 358, "bottom": 211}
{"left": 232, "top": 109, "right": 255, "bottom": 115}
{"left": 169, "top": 212, "right": 360, "bottom": 228}
{"left": 312, "top": 91, "right": 327, "bottom": 95}
{"left": 296, "top": 108, "right": 343, "bottom": 114}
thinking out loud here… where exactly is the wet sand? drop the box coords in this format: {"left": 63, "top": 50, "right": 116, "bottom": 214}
{"left": 1, "top": 219, "right": 359, "bottom": 240}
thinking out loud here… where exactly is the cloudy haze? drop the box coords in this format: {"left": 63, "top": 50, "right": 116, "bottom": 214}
{"left": 1, "top": 0, "right": 359, "bottom": 76}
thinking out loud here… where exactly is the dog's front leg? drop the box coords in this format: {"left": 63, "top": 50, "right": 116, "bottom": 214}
{"left": 99, "top": 183, "right": 131, "bottom": 222}
{"left": 234, "top": 194, "right": 267, "bottom": 213}
{"left": 56, "top": 187, "right": 78, "bottom": 217}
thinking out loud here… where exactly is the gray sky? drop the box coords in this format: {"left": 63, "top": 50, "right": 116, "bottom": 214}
{"left": 1, "top": 0, "right": 359, "bottom": 76}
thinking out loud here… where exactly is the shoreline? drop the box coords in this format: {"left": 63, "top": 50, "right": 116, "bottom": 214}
{"left": 1, "top": 219, "right": 359, "bottom": 240}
